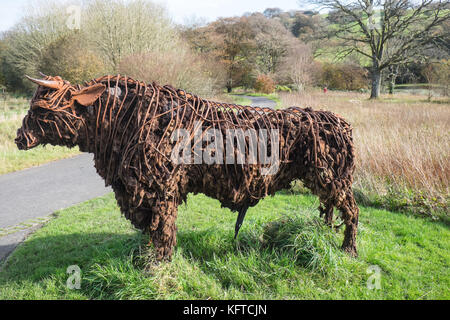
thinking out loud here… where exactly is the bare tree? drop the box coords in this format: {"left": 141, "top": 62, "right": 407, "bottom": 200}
{"left": 85, "top": 0, "right": 177, "bottom": 71}
{"left": 282, "top": 43, "right": 315, "bottom": 91}
{"left": 305, "top": 0, "right": 450, "bottom": 98}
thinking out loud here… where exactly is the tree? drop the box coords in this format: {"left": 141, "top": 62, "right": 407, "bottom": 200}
{"left": 182, "top": 16, "right": 258, "bottom": 92}
{"left": 40, "top": 32, "right": 105, "bottom": 84}
{"left": 210, "top": 17, "right": 256, "bottom": 92}
{"left": 0, "top": 40, "right": 6, "bottom": 87}
{"left": 386, "top": 64, "right": 400, "bottom": 94}
{"left": 0, "top": 2, "right": 68, "bottom": 92}
{"left": 248, "top": 13, "right": 295, "bottom": 75}
{"left": 280, "top": 43, "right": 316, "bottom": 90}
{"left": 85, "top": 0, "right": 176, "bottom": 71}
{"left": 308, "top": 0, "right": 450, "bottom": 98}
{"left": 291, "top": 12, "right": 319, "bottom": 38}
{"left": 421, "top": 60, "right": 450, "bottom": 99}
{"left": 263, "top": 8, "right": 283, "bottom": 18}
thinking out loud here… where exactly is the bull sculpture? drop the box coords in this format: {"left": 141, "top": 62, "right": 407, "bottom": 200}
{"left": 16, "top": 75, "right": 359, "bottom": 260}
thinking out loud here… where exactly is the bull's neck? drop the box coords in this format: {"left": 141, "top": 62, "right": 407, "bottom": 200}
{"left": 85, "top": 91, "right": 128, "bottom": 184}
{"left": 76, "top": 107, "right": 97, "bottom": 154}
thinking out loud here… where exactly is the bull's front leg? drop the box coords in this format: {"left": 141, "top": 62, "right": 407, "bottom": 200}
{"left": 149, "top": 198, "right": 178, "bottom": 261}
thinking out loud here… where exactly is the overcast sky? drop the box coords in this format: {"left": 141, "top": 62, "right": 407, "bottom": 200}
{"left": 0, "top": 0, "right": 312, "bottom": 31}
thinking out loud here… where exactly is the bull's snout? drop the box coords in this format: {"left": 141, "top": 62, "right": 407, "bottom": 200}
{"left": 15, "top": 128, "right": 38, "bottom": 150}
{"left": 15, "top": 129, "right": 27, "bottom": 150}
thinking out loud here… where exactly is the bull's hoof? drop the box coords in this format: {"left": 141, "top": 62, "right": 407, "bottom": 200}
{"left": 154, "top": 246, "right": 174, "bottom": 262}
{"left": 342, "top": 245, "right": 358, "bottom": 258}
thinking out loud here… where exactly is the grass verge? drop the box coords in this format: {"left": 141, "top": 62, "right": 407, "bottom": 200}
{"left": 229, "top": 95, "right": 252, "bottom": 106}
{"left": 0, "top": 192, "right": 448, "bottom": 299}
{"left": 0, "top": 118, "right": 80, "bottom": 175}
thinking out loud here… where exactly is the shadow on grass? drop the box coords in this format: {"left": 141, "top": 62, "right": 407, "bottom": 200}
{"left": 0, "top": 231, "right": 144, "bottom": 283}
{"left": 175, "top": 215, "right": 346, "bottom": 283}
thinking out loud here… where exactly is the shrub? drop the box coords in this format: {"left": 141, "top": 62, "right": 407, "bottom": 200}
{"left": 253, "top": 74, "right": 275, "bottom": 94}
{"left": 320, "top": 63, "right": 368, "bottom": 91}
{"left": 118, "top": 48, "right": 223, "bottom": 98}
{"left": 275, "top": 85, "right": 292, "bottom": 93}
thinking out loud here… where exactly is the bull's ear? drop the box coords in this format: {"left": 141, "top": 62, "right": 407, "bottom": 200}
{"left": 72, "top": 84, "right": 106, "bottom": 106}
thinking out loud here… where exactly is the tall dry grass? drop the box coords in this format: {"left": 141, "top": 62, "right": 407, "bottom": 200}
{"left": 280, "top": 90, "right": 449, "bottom": 214}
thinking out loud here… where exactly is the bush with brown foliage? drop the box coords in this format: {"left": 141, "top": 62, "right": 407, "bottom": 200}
{"left": 253, "top": 74, "right": 276, "bottom": 94}
{"left": 320, "top": 63, "right": 369, "bottom": 91}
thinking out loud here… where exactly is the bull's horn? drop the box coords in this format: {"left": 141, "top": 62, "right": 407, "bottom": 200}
{"left": 39, "top": 72, "right": 47, "bottom": 77}
{"left": 25, "top": 75, "right": 62, "bottom": 89}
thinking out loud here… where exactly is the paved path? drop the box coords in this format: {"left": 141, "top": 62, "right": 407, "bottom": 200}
{"left": 0, "top": 154, "right": 111, "bottom": 261}
{"left": 0, "top": 95, "right": 274, "bottom": 262}
{"left": 237, "top": 95, "right": 277, "bottom": 109}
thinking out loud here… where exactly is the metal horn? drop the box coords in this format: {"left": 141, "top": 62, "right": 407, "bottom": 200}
{"left": 25, "top": 75, "right": 63, "bottom": 89}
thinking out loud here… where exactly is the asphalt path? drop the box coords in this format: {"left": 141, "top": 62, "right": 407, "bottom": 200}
{"left": 238, "top": 95, "right": 277, "bottom": 108}
{"left": 0, "top": 153, "right": 111, "bottom": 261}
{"left": 0, "top": 95, "right": 275, "bottom": 261}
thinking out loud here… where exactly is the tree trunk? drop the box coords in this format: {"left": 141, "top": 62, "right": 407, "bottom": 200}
{"left": 370, "top": 68, "right": 381, "bottom": 99}
{"left": 388, "top": 65, "right": 399, "bottom": 95}
{"left": 226, "top": 77, "right": 233, "bottom": 93}
{"left": 388, "top": 77, "right": 395, "bottom": 95}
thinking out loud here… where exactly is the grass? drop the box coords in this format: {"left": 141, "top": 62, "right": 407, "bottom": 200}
{"left": 0, "top": 118, "right": 80, "bottom": 174}
{"left": 0, "top": 192, "right": 448, "bottom": 300}
{"left": 229, "top": 95, "right": 252, "bottom": 106}
{"left": 0, "top": 95, "right": 29, "bottom": 121}
{"left": 280, "top": 90, "right": 449, "bottom": 219}
{"left": 0, "top": 94, "right": 80, "bottom": 175}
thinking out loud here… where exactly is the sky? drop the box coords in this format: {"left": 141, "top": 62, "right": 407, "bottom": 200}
{"left": 0, "top": 0, "right": 311, "bottom": 31}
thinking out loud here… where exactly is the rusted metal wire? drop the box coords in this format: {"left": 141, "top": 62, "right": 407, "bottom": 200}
{"left": 17, "top": 75, "right": 359, "bottom": 260}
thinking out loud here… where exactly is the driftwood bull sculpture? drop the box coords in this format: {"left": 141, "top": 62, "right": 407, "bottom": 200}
{"left": 16, "top": 75, "right": 359, "bottom": 260}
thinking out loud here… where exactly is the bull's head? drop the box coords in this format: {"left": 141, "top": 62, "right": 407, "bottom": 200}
{"left": 15, "top": 75, "right": 106, "bottom": 151}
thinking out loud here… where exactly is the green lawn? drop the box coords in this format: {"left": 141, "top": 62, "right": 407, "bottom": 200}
{"left": 0, "top": 191, "right": 448, "bottom": 300}
{"left": 229, "top": 95, "right": 252, "bottom": 106}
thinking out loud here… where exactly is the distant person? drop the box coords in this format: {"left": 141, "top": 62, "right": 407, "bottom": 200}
{"left": 323, "top": 87, "right": 328, "bottom": 94}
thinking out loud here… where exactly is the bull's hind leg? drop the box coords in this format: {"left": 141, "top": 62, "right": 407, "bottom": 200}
{"left": 335, "top": 190, "right": 359, "bottom": 257}
{"left": 149, "top": 198, "right": 178, "bottom": 261}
